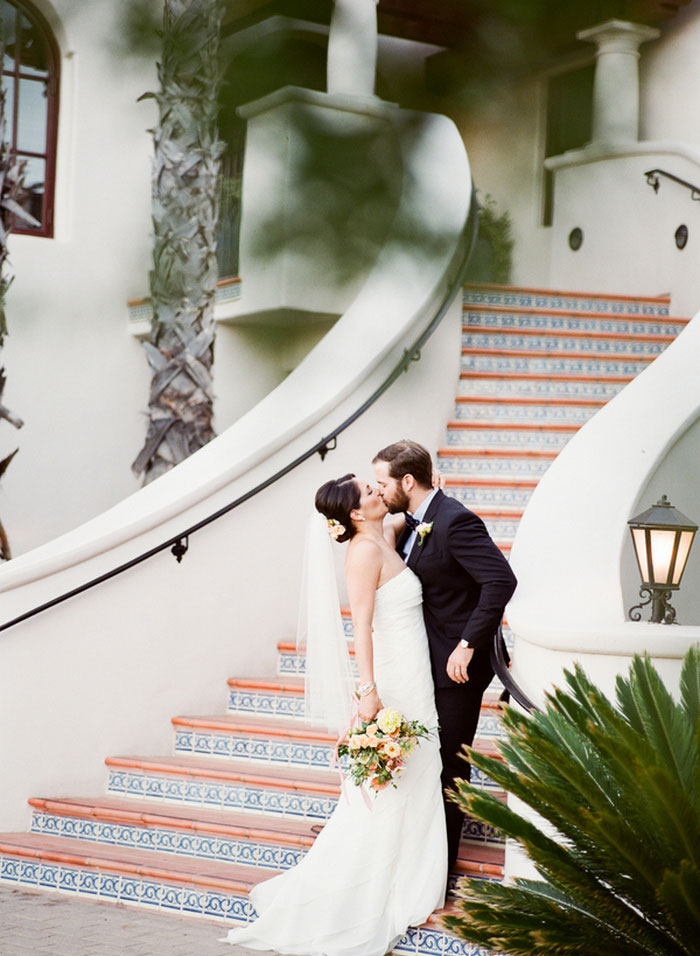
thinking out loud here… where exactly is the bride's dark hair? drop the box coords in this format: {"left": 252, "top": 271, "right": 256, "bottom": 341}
{"left": 315, "top": 474, "right": 360, "bottom": 543}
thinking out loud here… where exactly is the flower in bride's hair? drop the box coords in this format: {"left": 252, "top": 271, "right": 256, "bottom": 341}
{"left": 327, "top": 518, "right": 345, "bottom": 540}
{"left": 376, "top": 708, "right": 402, "bottom": 735}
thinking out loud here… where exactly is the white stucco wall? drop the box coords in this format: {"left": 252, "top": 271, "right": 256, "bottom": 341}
{"left": 1, "top": 0, "right": 155, "bottom": 555}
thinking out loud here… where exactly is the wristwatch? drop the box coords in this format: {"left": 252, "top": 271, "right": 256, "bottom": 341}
{"left": 459, "top": 639, "right": 469, "bottom": 649}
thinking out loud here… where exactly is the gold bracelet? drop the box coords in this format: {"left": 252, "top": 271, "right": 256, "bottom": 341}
{"left": 357, "top": 681, "right": 376, "bottom": 697}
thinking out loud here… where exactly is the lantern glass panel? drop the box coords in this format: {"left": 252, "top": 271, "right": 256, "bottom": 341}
{"left": 632, "top": 528, "right": 651, "bottom": 581}
{"left": 648, "top": 528, "right": 678, "bottom": 585}
{"left": 671, "top": 530, "right": 695, "bottom": 585}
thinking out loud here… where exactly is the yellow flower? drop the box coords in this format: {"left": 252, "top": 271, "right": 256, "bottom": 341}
{"left": 376, "top": 708, "right": 402, "bottom": 735}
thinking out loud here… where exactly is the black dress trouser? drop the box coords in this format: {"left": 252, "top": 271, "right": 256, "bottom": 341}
{"left": 433, "top": 646, "right": 494, "bottom": 874}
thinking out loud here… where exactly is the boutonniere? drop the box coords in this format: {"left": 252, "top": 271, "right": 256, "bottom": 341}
{"left": 416, "top": 521, "right": 434, "bottom": 545}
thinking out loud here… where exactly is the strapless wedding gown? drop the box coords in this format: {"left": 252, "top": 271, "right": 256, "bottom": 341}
{"left": 221, "top": 567, "right": 447, "bottom": 956}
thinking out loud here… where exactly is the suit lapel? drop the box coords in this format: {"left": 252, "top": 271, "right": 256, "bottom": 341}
{"left": 407, "top": 489, "right": 444, "bottom": 571}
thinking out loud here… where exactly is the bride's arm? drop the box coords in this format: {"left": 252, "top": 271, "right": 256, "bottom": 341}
{"left": 345, "top": 539, "right": 384, "bottom": 722}
{"left": 382, "top": 513, "right": 405, "bottom": 549}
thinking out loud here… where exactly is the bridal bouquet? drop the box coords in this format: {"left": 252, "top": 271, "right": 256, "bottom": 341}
{"left": 337, "top": 707, "right": 430, "bottom": 792}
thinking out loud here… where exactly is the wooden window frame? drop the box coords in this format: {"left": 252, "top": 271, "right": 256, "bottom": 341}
{"left": 2, "top": 0, "right": 60, "bottom": 238}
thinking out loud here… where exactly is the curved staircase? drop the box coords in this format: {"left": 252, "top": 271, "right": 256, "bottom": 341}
{"left": 0, "top": 285, "right": 686, "bottom": 955}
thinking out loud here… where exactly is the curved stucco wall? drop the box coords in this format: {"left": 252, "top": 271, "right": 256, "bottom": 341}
{"left": 0, "top": 99, "right": 472, "bottom": 829}
{"left": 507, "top": 305, "right": 700, "bottom": 711}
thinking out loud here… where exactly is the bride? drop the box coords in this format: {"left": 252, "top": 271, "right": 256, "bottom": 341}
{"left": 221, "top": 473, "right": 447, "bottom": 955}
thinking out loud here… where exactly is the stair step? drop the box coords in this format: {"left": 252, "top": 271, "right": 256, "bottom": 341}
{"left": 28, "top": 797, "right": 505, "bottom": 870}
{"left": 170, "top": 713, "right": 501, "bottom": 770}
{"left": 462, "top": 329, "right": 671, "bottom": 357}
{"left": 462, "top": 310, "right": 685, "bottom": 336}
{"left": 446, "top": 422, "right": 577, "bottom": 453}
{"left": 457, "top": 374, "right": 628, "bottom": 401}
{"left": 453, "top": 398, "right": 602, "bottom": 427}
{"left": 437, "top": 448, "right": 555, "bottom": 482}
{"left": 0, "top": 831, "right": 258, "bottom": 921}
{"left": 463, "top": 283, "right": 671, "bottom": 316}
{"left": 106, "top": 755, "right": 342, "bottom": 822}
{"left": 106, "top": 746, "right": 501, "bottom": 822}
{"left": 446, "top": 479, "right": 535, "bottom": 512}
{"left": 227, "top": 677, "right": 506, "bottom": 740}
{"left": 0, "top": 832, "right": 495, "bottom": 953}
{"left": 461, "top": 351, "right": 654, "bottom": 378}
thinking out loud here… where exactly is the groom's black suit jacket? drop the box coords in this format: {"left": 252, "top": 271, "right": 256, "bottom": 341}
{"left": 397, "top": 489, "right": 517, "bottom": 689}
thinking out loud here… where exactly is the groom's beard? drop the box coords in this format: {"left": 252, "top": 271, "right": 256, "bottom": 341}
{"left": 383, "top": 486, "right": 410, "bottom": 514}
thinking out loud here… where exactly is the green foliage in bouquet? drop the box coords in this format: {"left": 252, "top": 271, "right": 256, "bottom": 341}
{"left": 338, "top": 708, "right": 430, "bottom": 792}
{"left": 444, "top": 647, "right": 700, "bottom": 956}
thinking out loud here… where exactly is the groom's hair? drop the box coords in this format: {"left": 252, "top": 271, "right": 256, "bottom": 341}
{"left": 373, "top": 440, "right": 433, "bottom": 490}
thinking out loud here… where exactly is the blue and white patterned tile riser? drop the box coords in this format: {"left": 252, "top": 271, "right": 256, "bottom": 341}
{"left": 227, "top": 689, "right": 305, "bottom": 721}
{"left": 463, "top": 288, "right": 670, "bottom": 316}
{"left": 463, "top": 309, "right": 683, "bottom": 337}
{"left": 278, "top": 649, "right": 359, "bottom": 679}
{"left": 457, "top": 377, "right": 626, "bottom": 401}
{"left": 108, "top": 763, "right": 498, "bottom": 821}
{"left": 173, "top": 728, "right": 333, "bottom": 769}
{"left": 29, "top": 811, "right": 307, "bottom": 870}
{"left": 0, "top": 854, "right": 252, "bottom": 922}
{"left": 462, "top": 331, "right": 667, "bottom": 358}
{"left": 461, "top": 354, "right": 652, "bottom": 377}
{"left": 450, "top": 485, "right": 534, "bottom": 512}
{"left": 453, "top": 401, "right": 600, "bottom": 427}
{"left": 446, "top": 428, "right": 573, "bottom": 451}
{"left": 107, "top": 768, "right": 339, "bottom": 820}
{"left": 437, "top": 455, "right": 553, "bottom": 481}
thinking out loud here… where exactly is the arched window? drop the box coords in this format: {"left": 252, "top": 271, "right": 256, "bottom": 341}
{"left": 0, "top": 0, "right": 59, "bottom": 237}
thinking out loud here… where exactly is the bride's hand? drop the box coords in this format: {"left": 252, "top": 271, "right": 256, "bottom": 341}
{"left": 358, "top": 688, "right": 382, "bottom": 723}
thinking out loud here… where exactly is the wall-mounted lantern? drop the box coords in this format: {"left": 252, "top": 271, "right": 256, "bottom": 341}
{"left": 628, "top": 495, "right": 697, "bottom": 624}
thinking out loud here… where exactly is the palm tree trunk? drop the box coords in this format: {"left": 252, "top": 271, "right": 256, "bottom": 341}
{"left": 132, "top": 0, "right": 225, "bottom": 484}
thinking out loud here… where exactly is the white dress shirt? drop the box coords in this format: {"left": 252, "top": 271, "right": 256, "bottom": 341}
{"left": 402, "top": 488, "right": 438, "bottom": 561}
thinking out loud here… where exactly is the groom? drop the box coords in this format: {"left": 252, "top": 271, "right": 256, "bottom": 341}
{"left": 373, "top": 439, "right": 517, "bottom": 874}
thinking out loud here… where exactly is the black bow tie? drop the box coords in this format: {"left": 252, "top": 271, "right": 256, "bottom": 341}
{"left": 404, "top": 512, "right": 419, "bottom": 532}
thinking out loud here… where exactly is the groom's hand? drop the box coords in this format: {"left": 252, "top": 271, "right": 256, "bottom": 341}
{"left": 446, "top": 644, "right": 474, "bottom": 683}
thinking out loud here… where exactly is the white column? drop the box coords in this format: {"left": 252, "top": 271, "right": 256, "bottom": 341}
{"left": 327, "top": 0, "right": 380, "bottom": 98}
{"left": 577, "top": 19, "right": 659, "bottom": 145}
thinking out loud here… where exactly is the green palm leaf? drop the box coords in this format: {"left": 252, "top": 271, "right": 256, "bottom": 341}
{"left": 447, "top": 648, "right": 700, "bottom": 956}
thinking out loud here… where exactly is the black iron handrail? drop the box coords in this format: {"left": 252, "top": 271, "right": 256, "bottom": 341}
{"left": 490, "top": 624, "right": 537, "bottom": 712}
{"left": 644, "top": 168, "right": 700, "bottom": 201}
{"left": 0, "top": 188, "right": 480, "bottom": 635}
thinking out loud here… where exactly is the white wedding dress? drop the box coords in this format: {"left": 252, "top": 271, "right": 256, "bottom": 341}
{"left": 222, "top": 567, "right": 447, "bottom": 956}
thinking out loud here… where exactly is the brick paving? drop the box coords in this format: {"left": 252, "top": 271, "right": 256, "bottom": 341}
{"left": 0, "top": 885, "right": 260, "bottom": 956}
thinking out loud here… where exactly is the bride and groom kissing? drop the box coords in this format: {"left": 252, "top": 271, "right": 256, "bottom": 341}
{"left": 224, "top": 439, "right": 517, "bottom": 956}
